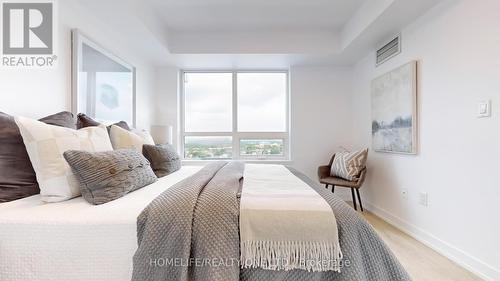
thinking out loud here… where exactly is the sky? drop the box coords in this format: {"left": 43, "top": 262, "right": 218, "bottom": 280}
{"left": 184, "top": 72, "right": 287, "bottom": 132}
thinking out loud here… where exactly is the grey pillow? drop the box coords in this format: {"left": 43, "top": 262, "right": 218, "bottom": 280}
{"left": 39, "top": 111, "right": 76, "bottom": 129}
{"left": 142, "top": 144, "right": 181, "bottom": 178}
{"left": 63, "top": 149, "right": 157, "bottom": 205}
{"left": 76, "top": 113, "right": 131, "bottom": 132}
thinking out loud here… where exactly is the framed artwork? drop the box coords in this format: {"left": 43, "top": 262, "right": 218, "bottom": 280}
{"left": 371, "top": 61, "right": 417, "bottom": 154}
{"left": 71, "top": 29, "right": 136, "bottom": 127}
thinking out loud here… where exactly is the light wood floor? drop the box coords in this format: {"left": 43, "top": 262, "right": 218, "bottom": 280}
{"left": 359, "top": 209, "right": 482, "bottom": 281}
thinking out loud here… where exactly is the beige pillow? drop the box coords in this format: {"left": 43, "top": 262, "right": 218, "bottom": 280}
{"left": 133, "top": 129, "right": 156, "bottom": 145}
{"left": 109, "top": 125, "right": 155, "bottom": 151}
{"left": 15, "top": 116, "right": 113, "bottom": 202}
{"left": 330, "top": 148, "right": 368, "bottom": 181}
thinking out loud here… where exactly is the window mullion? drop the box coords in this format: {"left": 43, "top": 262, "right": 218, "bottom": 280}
{"left": 180, "top": 71, "right": 186, "bottom": 158}
{"left": 232, "top": 71, "right": 239, "bottom": 159}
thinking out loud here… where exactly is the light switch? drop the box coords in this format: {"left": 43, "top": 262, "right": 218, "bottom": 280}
{"left": 419, "top": 192, "right": 428, "bottom": 207}
{"left": 478, "top": 100, "right": 491, "bottom": 118}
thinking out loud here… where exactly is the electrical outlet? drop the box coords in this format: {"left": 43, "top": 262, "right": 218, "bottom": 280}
{"left": 401, "top": 189, "right": 408, "bottom": 200}
{"left": 419, "top": 192, "right": 428, "bottom": 206}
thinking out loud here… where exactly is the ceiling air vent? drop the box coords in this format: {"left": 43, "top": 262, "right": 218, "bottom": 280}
{"left": 376, "top": 35, "right": 401, "bottom": 66}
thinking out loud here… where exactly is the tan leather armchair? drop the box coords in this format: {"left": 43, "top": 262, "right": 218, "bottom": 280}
{"left": 318, "top": 154, "right": 367, "bottom": 211}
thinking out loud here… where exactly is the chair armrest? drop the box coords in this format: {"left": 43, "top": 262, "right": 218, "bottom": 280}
{"left": 356, "top": 168, "right": 367, "bottom": 186}
{"left": 317, "top": 165, "right": 331, "bottom": 180}
{"left": 328, "top": 154, "right": 336, "bottom": 166}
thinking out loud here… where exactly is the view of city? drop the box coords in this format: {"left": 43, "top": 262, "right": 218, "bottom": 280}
{"left": 184, "top": 137, "right": 284, "bottom": 159}
{"left": 240, "top": 139, "right": 284, "bottom": 156}
{"left": 184, "top": 137, "right": 233, "bottom": 159}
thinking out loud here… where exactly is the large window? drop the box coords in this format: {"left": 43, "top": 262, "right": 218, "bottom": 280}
{"left": 181, "top": 71, "right": 289, "bottom": 160}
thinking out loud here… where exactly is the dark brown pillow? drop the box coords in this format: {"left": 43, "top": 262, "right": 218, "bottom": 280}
{"left": 38, "top": 111, "right": 76, "bottom": 129}
{"left": 142, "top": 144, "right": 181, "bottom": 178}
{"left": 77, "top": 113, "right": 130, "bottom": 131}
{"left": 0, "top": 112, "right": 39, "bottom": 202}
{"left": 0, "top": 111, "right": 78, "bottom": 203}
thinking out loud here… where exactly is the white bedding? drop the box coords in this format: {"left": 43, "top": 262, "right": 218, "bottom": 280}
{"left": 0, "top": 166, "right": 202, "bottom": 281}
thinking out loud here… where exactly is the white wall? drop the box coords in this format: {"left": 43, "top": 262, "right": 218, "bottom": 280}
{"left": 351, "top": 0, "right": 500, "bottom": 279}
{"left": 289, "top": 66, "right": 356, "bottom": 192}
{"left": 153, "top": 67, "right": 179, "bottom": 147}
{"left": 0, "top": 0, "right": 156, "bottom": 129}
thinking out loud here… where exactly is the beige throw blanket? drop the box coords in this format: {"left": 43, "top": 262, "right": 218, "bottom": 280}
{"left": 240, "top": 164, "right": 342, "bottom": 272}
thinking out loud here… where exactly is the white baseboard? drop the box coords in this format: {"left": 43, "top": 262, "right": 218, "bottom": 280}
{"left": 364, "top": 202, "right": 499, "bottom": 281}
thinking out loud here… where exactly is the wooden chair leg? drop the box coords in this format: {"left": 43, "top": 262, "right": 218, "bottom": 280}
{"left": 356, "top": 189, "right": 364, "bottom": 212}
{"left": 325, "top": 184, "right": 329, "bottom": 189}
{"left": 351, "top": 188, "right": 357, "bottom": 210}
{"left": 332, "top": 185, "right": 335, "bottom": 193}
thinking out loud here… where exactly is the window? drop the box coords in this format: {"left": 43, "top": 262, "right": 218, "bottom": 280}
{"left": 184, "top": 73, "right": 232, "bottom": 132}
{"left": 237, "top": 73, "right": 287, "bottom": 132}
{"left": 181, "top": 71, "right": 289, "bottom": 160}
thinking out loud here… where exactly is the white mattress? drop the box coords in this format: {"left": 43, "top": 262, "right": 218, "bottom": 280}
{"left": 0, "top": 166, "right": 202, "bottom": 281}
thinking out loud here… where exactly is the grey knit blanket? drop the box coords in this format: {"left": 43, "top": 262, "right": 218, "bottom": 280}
{"left": 132, "top": 162, "right": 411, "bottom": 281}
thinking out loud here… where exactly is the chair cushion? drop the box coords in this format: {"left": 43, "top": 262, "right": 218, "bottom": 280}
{"left": 330, "top": 148, "right": 368, "bottom": 181}
{"left": 64, "top": 149, "right": 157, "bottom": 205}
{"left": 320, "top": 176, "right": 359, "bottom": 188}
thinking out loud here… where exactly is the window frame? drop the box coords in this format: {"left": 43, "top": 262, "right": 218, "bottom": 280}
{"left": 180, "top": 70, "right": 290, "bottom": 161}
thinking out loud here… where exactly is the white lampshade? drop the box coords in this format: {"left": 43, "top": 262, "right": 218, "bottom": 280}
{"left": 150, "top": 125, "right": 173, "bottom": 145}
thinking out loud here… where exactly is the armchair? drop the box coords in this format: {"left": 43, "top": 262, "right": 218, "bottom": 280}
{"left": 318, "top": 154, "right": 367, "bottom": 211}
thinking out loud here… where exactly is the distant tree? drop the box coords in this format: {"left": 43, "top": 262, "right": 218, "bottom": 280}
{"left": 390, "top": 116, "right": 412, "bottom": 128}
{"left": 393, "top": 116, "right": 403, "bottom": 128}
{"left": 270, "top": 146, "right": 281, "bottom": 155}
{"left": 372, "top": 120, "right": 381, "bottom": 134}
{"left": 246, "top": 146, "right": 254, "bottom": 155}
{"left": 403, "top": 116, "right": 412, "bottom": 127}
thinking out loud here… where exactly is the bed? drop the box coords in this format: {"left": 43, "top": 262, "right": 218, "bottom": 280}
{"left": 0, "top": 166, "right": 203, "bottom": 281}
{"left": 0, "top": 164, "right": 409, "bottom": 281}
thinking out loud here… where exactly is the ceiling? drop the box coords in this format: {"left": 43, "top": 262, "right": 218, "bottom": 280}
{"left": 149, "top": 0, "right": 366, "bottom": 32}
{"left": 74, "top": 0, "right": 444, "bottom": 68}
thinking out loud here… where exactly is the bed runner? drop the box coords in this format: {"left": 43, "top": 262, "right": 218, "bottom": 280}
{"left": 240, "top": 164, "right": 342, "bottom": 272}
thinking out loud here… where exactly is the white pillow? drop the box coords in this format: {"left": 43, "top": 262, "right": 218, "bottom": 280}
{"left": 132, "top": 129, "right": 156, "bottom": 146}
{"left": 330, "top": 148, "right": 368, "bottom": 181}
{"left": 15, "top": 116, "right": 113, "bottom": 202}
{"left": 109, "top": 125, "right": 155, "bottom": 151}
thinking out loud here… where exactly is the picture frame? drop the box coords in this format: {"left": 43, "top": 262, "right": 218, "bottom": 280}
{"left": 371, "top": 61, "right": 418, "bottom": 154}
{"left": 71, "top": 29, "right": 136, "bottom": 127}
